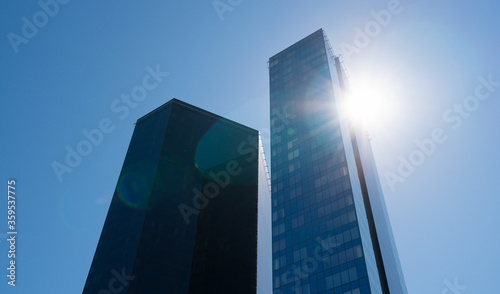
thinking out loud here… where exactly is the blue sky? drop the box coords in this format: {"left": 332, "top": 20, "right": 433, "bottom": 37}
{"left": 1, "top": 0, "right": 499, "bottom": 293}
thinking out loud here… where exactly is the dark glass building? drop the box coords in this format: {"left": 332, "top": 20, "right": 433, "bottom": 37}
{"left": 83, "top": 99, "right": 272, "bottom": 294}
{"left": 269, "top": 29, "right": 407, "bottom": 293}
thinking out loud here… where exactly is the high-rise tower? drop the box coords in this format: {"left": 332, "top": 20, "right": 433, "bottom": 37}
{"left": 269, "top": 29, "right": 407, "bottom": 294}
{"left": 83, "top": 99, "right": 272, "bottom": 294}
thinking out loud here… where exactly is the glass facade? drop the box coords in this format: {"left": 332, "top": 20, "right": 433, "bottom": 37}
{"left": 269, "top": 29, "right": 407, "bottom": 294}
{"left": 83, "top": 99, "right": 272, "bottom": 294}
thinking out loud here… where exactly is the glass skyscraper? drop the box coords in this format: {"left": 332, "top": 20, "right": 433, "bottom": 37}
{"left": 83, "top": 99, "right": 272, "bottom": 293}
{"left": 269, "top": 29, "right": 407, "bottom": 294}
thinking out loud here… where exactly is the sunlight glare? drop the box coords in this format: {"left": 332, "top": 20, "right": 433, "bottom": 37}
{"left": 342, "top": 78, "right": 395, "bottom": 126}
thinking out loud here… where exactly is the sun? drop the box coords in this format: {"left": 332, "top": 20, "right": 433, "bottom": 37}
{"left": 341, "top": 77, "right": 395, "bottom": 126}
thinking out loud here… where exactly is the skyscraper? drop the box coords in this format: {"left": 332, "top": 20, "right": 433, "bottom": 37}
{"left": 83, "top": 99, "right": 272, "bottom": 294}
{"left": 269, "top": 29, "right": 407, "bottom": 293}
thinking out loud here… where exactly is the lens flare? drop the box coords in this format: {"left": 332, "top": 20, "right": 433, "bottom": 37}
{"left": 117, "top": 173, "right": 149, "bottom": 209}
{"left": 342, "top": 77, "right": 395, "bottom": 126}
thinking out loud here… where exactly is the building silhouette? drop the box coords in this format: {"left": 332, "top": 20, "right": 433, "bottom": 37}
{"left": 269, "top": 29, "right": 407, "bottom": 293}
{"left": 84, "top": 28, "right": 407, "bottom": 294}
{"left": 83, "top": 99, "right": 272, "bottom": 294}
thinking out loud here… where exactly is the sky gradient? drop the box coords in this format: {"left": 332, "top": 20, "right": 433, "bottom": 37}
{"left": 1, "top": 0, "right": 499, "bottom": 293}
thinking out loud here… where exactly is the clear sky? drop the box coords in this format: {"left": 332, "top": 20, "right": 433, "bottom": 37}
{"left": 1, "top": 0, "right": 499, "bottom": 293}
